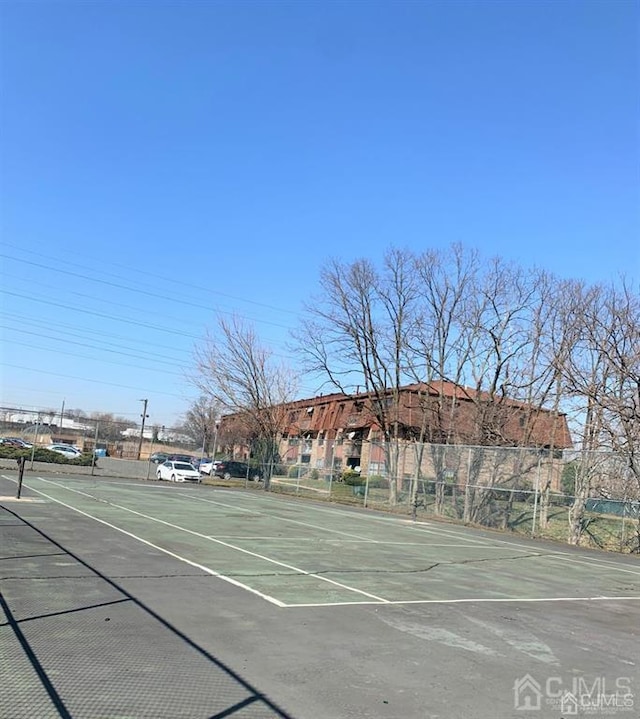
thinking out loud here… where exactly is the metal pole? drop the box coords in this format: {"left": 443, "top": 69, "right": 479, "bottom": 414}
{"left": 211, "top": 422, "right": 219, "bottom": 461}
{"left": 146, "top": 437, "right": 155, "bottom": 481}
{"left": 531, "top": 456, "right": 541, "bottom": 537}
{"left": 137, "top": 399, "right": 148, "bottom": 461}
{"left": 16, "top": 456, "right": 25, "bottom": 499}
{"left": 29, "top": 413, "right": 41, "bottom": 470}
{"left": 91, "top": 421, "right": 99, "bottom": 476}
{"left": 620, "top": 479, "right": 628, "bottom": 552}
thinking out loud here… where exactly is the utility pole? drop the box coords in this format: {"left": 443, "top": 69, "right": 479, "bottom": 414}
{"left": 59, "top": 399, "right": 65, "bottom": 429}
{"left": 137, "top": 399, "right": 149, "bottom": 461}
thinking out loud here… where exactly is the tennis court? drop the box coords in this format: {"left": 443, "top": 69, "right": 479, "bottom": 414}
{"left": 2, "top": 471, "right": 639, "bottom": 718}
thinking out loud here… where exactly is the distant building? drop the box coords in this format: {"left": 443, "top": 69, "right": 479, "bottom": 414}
{"left": 0, "top": 407, "right": 92, "bottom": 432}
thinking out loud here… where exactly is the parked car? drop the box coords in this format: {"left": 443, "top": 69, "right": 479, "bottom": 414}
{"left": 46, "top": 444, "right": 82, "bottom": 458}
{"left": 0, "top": 437, "right": 33, "bottom": 449}
{"left": 167, "top": 453, "right": 196, "bottom": 464}
{"left": 198, "top": 458, "right": 219, "bottom": 475}
{"left": 149, "top": 452, "right": 169, "bottom": 464}
{"left": 213, "top": 461, "right": 262, "bottom": 481}
{"left": 156, "top": 460, "right": 200, "bottom": 482}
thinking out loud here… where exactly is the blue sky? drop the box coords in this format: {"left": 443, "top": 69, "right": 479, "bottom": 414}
{"left": 1, "top": 0, "right": 638, "bottom": 428}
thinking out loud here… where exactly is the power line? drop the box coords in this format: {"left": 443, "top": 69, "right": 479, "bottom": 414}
{"left": 2, "top": 325, "right": 190, "bottom": 370}
{"left": 0, "top": 291, "right": 303, "bottom": 363}
{"left": 1, "top": 288, "right": 205, "bottom": 340}
{"left": 0, "top": 248, "right": 300, "bottom": 324}
{"left": 4, "top": 338, "right": 188, "bottom": 377}
{"left": 1, "top": 363, "right": 190, "bottom": 399}
{"left": 0, "top": 311, "right": 195, "bottom": 358}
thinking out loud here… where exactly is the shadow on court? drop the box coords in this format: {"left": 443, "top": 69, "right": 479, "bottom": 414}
{"left": 0, "top": 505, "right": 295, "bottom": 719}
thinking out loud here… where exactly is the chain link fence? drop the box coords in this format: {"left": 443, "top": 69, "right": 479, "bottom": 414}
{"left": 254, "top": 442, "right": 640, "bottom": 554}
{"left": 3, "top": 406, "right": 638, "bottom": 553}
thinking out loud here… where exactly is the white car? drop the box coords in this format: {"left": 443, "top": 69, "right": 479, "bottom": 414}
{"left": 47, "top": 444, "right": 82, "bottom": 458}
{"left": 198, "top": 459, "right": 220, "bottom": 476}
{"left": 156, "top": 460, "right": 200, "bottom": 483}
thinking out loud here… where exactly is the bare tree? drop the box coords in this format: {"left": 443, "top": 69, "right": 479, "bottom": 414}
{"left": 193, "top": 316, "right": 299, "bottom": 489}
{"left": 408, "top": 250, "right": 569, "bottom": 526}
{"left": 560, "top": 280, "right": 640, "bottom": 549}
{"left": 587, "top": 281, "right": 640, "bottom": 492}
{"left": 89, "top": 412, "right": 137, "bottom": 442}
{"left": 296, "top": 248, "right": 420, "bottom": 504}
{"left": 180, "top": 395, "right": 220, "bottom": 454}
{"left": 408, "top": 244, "right": 480, "bottom": 512}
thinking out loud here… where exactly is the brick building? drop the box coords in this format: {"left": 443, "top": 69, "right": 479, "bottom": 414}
{"left": 219, "top": 382, "right": 572, "bottom": 483}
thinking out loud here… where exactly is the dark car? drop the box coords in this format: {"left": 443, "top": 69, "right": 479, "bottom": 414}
{"left": 149, "top": 452, "right": 169, "bottom": 464}
{"left": 213, "top": 461, "right": 262, "bottom": 481}
{"left": 167, "top": 453, "right": 196, "bottom": 464}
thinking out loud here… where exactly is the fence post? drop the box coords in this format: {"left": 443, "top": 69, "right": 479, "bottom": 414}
{"left": 464, "top": 447, "right": 472, "bottom": 522}
{"left": 146, "top": 437, "right": 155, "bottom": 481}
{"left": 91, "top": 421, "right": 100, "bottom": 476}
{"left": 16, "top": 456, "right": 25, "bottom": 499}
{"left": 29, "top": 414, "right": 41, "bottom": 470}
{"left": 363, "top": 473, "right": 370, "bottom": 508}
{"left": 620, "top": 487, "right": 628, "bottom": 551}
{"left": 531, "top": 456, "right": 541, "bottom": 536}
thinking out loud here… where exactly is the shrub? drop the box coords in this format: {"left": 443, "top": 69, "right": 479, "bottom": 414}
{"left": 0, "top": 446, "right": 96, "bottom": 466}
{"left": 341, "top": 469, "right": 364, "bottom": 486}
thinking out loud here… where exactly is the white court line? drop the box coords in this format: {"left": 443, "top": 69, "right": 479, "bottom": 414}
{"left": 285, "top": 595, "right": 640, "bottom": 608}
{"left": 25, "top": 477, "right": 391, "bottom": 604}
{"left": 207, "top": 536, "right": 519, "bottom": 548}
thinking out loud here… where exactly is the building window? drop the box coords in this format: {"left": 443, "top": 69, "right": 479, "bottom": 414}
{"left": 369, "top": 462, "right": 387, "bottom": 476}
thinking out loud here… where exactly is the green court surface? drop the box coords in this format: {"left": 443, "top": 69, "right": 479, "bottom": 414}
{"left": 9, "top": 474, "right": 640, "bottom": 608}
